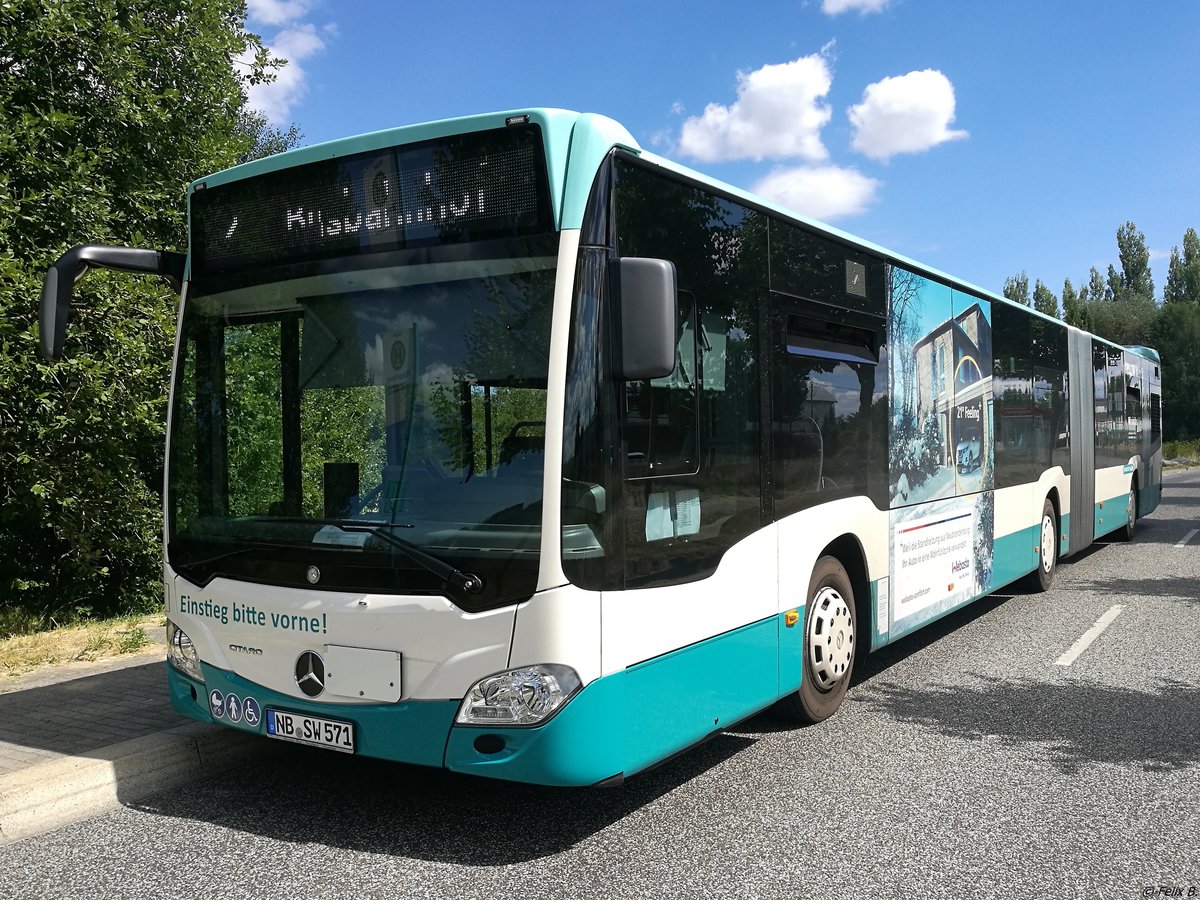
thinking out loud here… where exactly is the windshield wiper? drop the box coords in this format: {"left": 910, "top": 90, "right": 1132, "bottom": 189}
{"left": 267, "top": 517, "right": 484, "bottom": 595}
{"left": 174, "top": 539, "right": 316, "bottom": 572}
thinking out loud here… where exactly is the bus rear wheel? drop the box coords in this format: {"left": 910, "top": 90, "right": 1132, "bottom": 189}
{"left": 1117, "top": 482, "right": 1138, "bottom": 542}
{"left": 1028, "top": 498, "right": 1058, "bottom": 592}
{"left": 785, "top": 556, "right": 856, "bottom": 723}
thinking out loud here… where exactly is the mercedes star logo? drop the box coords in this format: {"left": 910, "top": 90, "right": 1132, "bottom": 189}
{"left": 294, "top": 650, "right": 325, "bottom": 698}
{"left": 306, "top": 565, "right": 321, "bottom": 584}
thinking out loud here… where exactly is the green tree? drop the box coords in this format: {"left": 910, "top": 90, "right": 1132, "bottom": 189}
{"left": 1062, "top": 277, "right": 1087, "bottom": 328}
{"left": 1164, "top": 227, "right": 1200, "bottom": 304}
{"left": 1087, "top": 296, "right": 1157, "bottom": 346}
{"left": 1032, "top": 279, "right": 1059, "bottom": 318}
{"left": 1106, "top": 264, "right": 1122, "bottom": 303}
{"left": 1153, "top": 302, "right": 1200, "bottom": 440}
{"left": 236, "top": 109, "right": 304, "bottom": 165}
{"left": 1079, "top": 266, "right": 1106, "bottom": 305}
{"left": 1003, "top": 271, "right": 1030, "bottom": 306}
{"left": 1115, "top": 220, "right": 1155, "bottom": 302}
{"left": 0, "top": 0, "right": 282, "bottom": 630}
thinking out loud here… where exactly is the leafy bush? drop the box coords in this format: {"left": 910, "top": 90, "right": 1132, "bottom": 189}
{"left": 1162, "top": 439, "right": 1200, "bottom": 461}
{"left": 0, "top": 0, "right": 277, "bottom": 630}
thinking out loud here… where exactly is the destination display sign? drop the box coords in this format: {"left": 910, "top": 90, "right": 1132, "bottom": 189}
{"left": 190, "top": 124, "right": 552, "bottom": 278}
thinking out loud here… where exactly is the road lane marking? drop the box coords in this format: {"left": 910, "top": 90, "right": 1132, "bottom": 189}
{"left": 1055, "top": 605, "right": 1126, "bottom": 667}
{"left": 1176, "top": 529, "right": 1198, "bottom": 548}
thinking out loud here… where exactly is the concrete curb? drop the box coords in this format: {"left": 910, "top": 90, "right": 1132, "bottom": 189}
{"left": 0, "top": 722, "right": 269, "bottom": 844}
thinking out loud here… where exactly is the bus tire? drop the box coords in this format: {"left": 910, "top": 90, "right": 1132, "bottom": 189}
{"left": 785, "top": 556, "right": 856, "bottom": 723}
{"left": 1117, "top": 481, "right": 1138, "bottom": 542}
{"left": 1028, "top": 497, "right": 1058, "bottom": 592}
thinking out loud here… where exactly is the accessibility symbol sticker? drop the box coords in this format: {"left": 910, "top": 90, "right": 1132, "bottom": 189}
{"left": 226, "top": 693, "right": 243, "bottom": 724}
{"left": 208, "top": 689, "right": 225, "bottom": 719}
{"left": 243, "top": 697, "right": 262, "bottom": 729}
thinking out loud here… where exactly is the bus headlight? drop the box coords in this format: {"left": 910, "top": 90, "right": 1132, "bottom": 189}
{"left": 167, "top": 620, "right": 202, "bottom": 681}
{"left": 456, "top": 665, "right": 581, "bottom": 726}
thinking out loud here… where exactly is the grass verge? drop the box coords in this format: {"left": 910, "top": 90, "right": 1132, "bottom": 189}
{"left": 0, "top": 614, "right": 164, "bottom": 679}
{"left": 1164, "top": 438, "right": 1200, "bottom": 464}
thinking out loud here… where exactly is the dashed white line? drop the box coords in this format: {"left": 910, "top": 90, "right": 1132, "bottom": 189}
{"left": 1175, "top": 528, "right": 1198, "bottom": 548}
{"left": 1055, "top": 605, "right": 1126, "bottom": 667}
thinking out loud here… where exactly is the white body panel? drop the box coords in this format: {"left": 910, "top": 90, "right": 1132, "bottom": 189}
{"left": 1096, "top": 461, "right": 1134, "bottom": 503}
{"left": 602, "top": 498, "right": 886, "bottom": 673}
{"left": 601, "top": 525, "right": 777, "bottom": 674}
{"left": 167, "top": 569, "right": 514, "bottom": 701}
{"left": 992, "top": 479, "right": 1032, "bottom": 541}
{"left": 777, "top": 496, "right": 888, "bottom": 607}
{"left": 509, "top": 584, "right": 602, "bottom": 686}
{"left": 993, "top": 467, "right": 1069, "bottom": 539}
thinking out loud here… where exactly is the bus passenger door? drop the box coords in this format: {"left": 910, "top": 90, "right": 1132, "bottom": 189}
{"left": 768, "top": 295, "right": 886, "bottom": 663}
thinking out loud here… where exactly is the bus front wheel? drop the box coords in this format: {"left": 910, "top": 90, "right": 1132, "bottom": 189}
{"left": 786, "top": 555, "right": 856, "bottom": 723}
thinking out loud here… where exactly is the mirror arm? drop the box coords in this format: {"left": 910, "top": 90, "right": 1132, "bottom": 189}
{"left": 40, "top": 244, "right": 186, "bottom": 361}
{"left": 52, "top": 244, "right": 185, "bottom": 291}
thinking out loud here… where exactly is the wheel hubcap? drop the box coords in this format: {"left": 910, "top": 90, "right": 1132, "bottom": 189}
{"left": 1041, "top": 514, "right": 1055, "bottom": 574}
{"left": 807, "top": 586, "right": 853, "bottom": 692}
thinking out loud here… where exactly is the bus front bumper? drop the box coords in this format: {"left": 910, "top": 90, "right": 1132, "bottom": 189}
{"left": 166, "top": 662, "right": 625, "bottom": 786}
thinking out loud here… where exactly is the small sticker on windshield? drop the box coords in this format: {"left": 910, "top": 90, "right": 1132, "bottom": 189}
{"left": 312, "top": 526, "right": 370, "bottom": 547}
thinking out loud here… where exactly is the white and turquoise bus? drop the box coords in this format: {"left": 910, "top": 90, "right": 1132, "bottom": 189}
{"left": 40, "top": 109, "right": 1162, "bottom": 785}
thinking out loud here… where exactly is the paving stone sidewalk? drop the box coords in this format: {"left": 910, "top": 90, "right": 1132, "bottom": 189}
{"left": 0, "top": 645, "right": 265, "bottom": 843}
{"left": 0, "top": 654, "right": 196, "bottom": 776}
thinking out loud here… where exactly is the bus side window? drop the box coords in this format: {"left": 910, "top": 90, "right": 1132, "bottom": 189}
{"left": 612, "top": 156, "right": 766, "bottom": 589}
{"left": 773, "top": 312, "right": 879, "bottom": 519}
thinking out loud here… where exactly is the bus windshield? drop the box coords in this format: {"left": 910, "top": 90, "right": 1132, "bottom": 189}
{"left": 167, "top": 244, "right": 557, "bottom": 608}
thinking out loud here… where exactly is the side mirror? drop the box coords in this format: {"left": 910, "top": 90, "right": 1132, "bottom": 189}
{"left": 39, "top": 245, "right": 186, "bottom": 361}
{"left": 613, "top": 257, "right": 677, "bottom": 381}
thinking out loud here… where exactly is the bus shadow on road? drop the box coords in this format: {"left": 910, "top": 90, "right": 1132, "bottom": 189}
{"left": 1120, "top": 516, "right": 1200, "bottom": 545}
{"left": 692, "top": 588, "right": 1026, "bottom": 741}
{"left": 850, "top": 674, "right": 1200, "bottom": 776}
{"left": 128, "top": 730, "right": 757, "bottom": 864}
{"left": 853, "top": 592, "right": 1018, "bottom": 685}
{"left": 1067, "top": 574, "right": 1200, "bottom": 604}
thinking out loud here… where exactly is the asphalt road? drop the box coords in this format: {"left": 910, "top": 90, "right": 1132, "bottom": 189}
{"left": 4, "top": 470, "right": 1199, "bottom": 899}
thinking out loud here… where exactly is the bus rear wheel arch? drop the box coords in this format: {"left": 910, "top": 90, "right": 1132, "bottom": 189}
{"left": 785, "top": 554, "right": 857, "bottom": 723}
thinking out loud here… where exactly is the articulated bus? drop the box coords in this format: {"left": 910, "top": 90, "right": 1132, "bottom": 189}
{"left": 40, "top": 109, "right": 1162, "bottom": 785}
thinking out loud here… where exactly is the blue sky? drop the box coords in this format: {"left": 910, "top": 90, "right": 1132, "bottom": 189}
{"left": 243, "top": 0, "right": 1200, "bottom": 306}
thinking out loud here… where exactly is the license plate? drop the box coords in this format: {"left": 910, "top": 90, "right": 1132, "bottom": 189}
{"left": 265, "top": 709, "right": 355, "bottom": 753}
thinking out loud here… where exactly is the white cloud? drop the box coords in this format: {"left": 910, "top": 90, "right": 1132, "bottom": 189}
{"left": 678, "top": 53, "right": 834, "bottom": 163}
{"left": 848, "top": 69, "right": 968, "bottom": 161}
{"left": 648, "top": 129, "right": 672, "bottom": 149}
{"left": 246, "top": 0, "right": 311, "bottom": 26}
{"left": 245, "top": 23, "right": 326, "bottom": 124}
{"left": 822, "top": 0, "right": 890, "bottom": 14}
{"left": 753, "top": 165, "right": 880, "bottom": 221}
